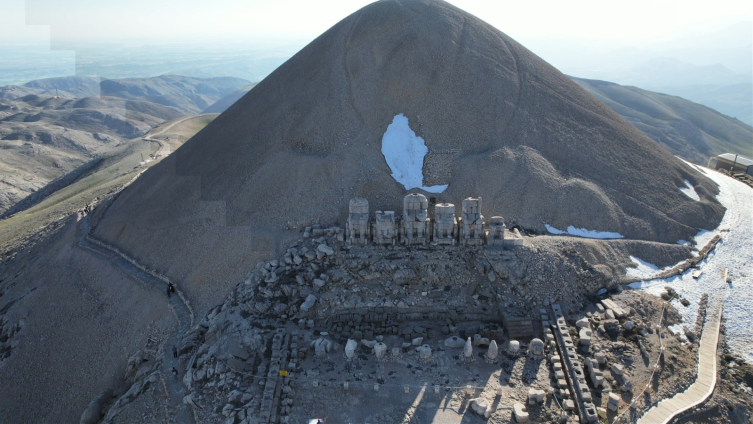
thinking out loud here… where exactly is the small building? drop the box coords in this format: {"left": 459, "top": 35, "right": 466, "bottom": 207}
{"left": 708, "top": 153, "right": 753, "bottom": 176}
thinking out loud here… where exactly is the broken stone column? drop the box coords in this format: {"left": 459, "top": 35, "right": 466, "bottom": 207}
{"left": 460, "top": 197, "right": 484, "bottom": 245}
{"left": 373, "top": 211, "right": 397, "bottom": 245}
{"left": 485, "top": 340, "right": 499, "bottom": 363}
{"left": 344, "top": 339, "right": 357, "bottom": 359}
{"left": 487, "top": 216, "right": 506, "bottom": 245}
{"left": 346, "top": 198, "right": 370, "bottom": 244}
{"left": 607, "top": 392, "right": 620, "bottom": 411}
{"left": 401, "top": 193, "right": 429, "bottom": 245}
{"left": 373, "top": 342, "right": 387, "bottom": 360}
{"left": 432, "top": 203, "right": 457, "bottom": 245}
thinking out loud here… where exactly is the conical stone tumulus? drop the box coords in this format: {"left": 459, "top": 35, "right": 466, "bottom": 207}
{"left": 92, "top": 0, "right": 725, "bottom": 316}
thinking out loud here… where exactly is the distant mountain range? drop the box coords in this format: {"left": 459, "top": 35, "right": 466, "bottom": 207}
{"left": 525, "top": 20, "right": 753, "bottom": 125}
{"left": 573, "top": 77, "right": 753, "bottom": 164}
{"left": 14, "top": 75, "right": 250, "bottom": 114}
{"left": 0, "top": 75, "right": 249, "bottom": 213}
{"left": 201, "top": 83, "right": 258, "bottom": 113}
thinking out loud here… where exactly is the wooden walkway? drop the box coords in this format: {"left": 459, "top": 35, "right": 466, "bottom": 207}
{"left": 637, "top": 300, "right": 723, "bottom": 424}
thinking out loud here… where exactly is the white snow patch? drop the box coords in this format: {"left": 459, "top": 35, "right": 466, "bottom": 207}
{"left": 545, "top": 223, "right": 624, "bottom": 239}
{"left": 381, "top": 114, "right": 448, "bottom": 193}
{"left": 679, "top": 179, "right": 700, "bottom": 201}
{"left": 676, "top": 240, "right": 690, "bottom": 245}
{"left": 633, "top": 166, "right": 753, "bottom": 363}
{"left": 626, "top": 256, "right": 672, "bottom": 280}
{"left": 692, "top": 229, "right": 716, "bottom": 250}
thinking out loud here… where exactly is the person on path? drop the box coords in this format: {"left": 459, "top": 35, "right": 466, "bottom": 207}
{"left": 172, "top": 345, "right": 178, "bottom": 358}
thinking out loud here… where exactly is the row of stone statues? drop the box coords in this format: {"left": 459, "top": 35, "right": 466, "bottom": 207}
{"left": 346, "top": 194, "right": 508, "bottom": 246}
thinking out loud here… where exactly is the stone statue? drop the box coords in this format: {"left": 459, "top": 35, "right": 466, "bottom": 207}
{"left": 486, "top": 340, "right": 499, "bottom": 362}
{"left": 346, "top": 198, "right": 369, "bottom": 243}
{"left": 417, "top": 344, "right": 432, "bottom": 361}
{"left": 401, "top": 193, "right": 429, "bottom": 245}
{"left": 460, "top": 197, "right": 484, "bottom": 245}
{"left": 528, "top": 338, "right": 545, "bottom": 358}
{"left": 487, "top": 216, "right": 506, "bottom": 245}
{"left": 373, "top": 211, "right": 397, "bottom": 245}
{"left": 463, "top": 337, "right": 473, "bottom": 359}
{"left": 433, "top": 203, "right": 457, "bottom": 244}
{"left": 345, "top": 339, "right": 358, "bottom": 359}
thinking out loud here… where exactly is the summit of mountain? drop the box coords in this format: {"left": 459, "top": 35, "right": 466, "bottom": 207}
{"left": 92, "top": 0, "right": 724, "bottom": 315}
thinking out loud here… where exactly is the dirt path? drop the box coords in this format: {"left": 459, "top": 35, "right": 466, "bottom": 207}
{"left": 142, "top": 114, "right": 213, "bottom": 158}
{"left": 77, "top": 215, "right": 195, "bottom": 423}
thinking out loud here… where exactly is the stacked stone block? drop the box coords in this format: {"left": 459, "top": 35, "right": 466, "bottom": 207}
{"left": 550, "top": 304, "right": 599, "bottom": 423}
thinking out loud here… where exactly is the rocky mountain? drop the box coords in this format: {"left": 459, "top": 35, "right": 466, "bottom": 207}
{"left": 0, "top": 1, "right": 740, "bottom": 423}
{"left": 98, "top": 75, "right": 250, "bottom": 114}
{"left": 572, "top": 77, "right": 753, "bottom": 164}
{"left": 202, "top": 83, "right": 258, "bottom": 113}
{"left": 0, "top": 75, "right": 249, "bottom": 214}
{"left": 0, "top": 94, "right": 182, "bottom": 214}
{"left": 92, "top": 0, "right": 724, "bottom": 318}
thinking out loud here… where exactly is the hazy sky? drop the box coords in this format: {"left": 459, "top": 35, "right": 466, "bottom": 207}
{"left": 2, "top": 0, "right": 751, "bottom": 45}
